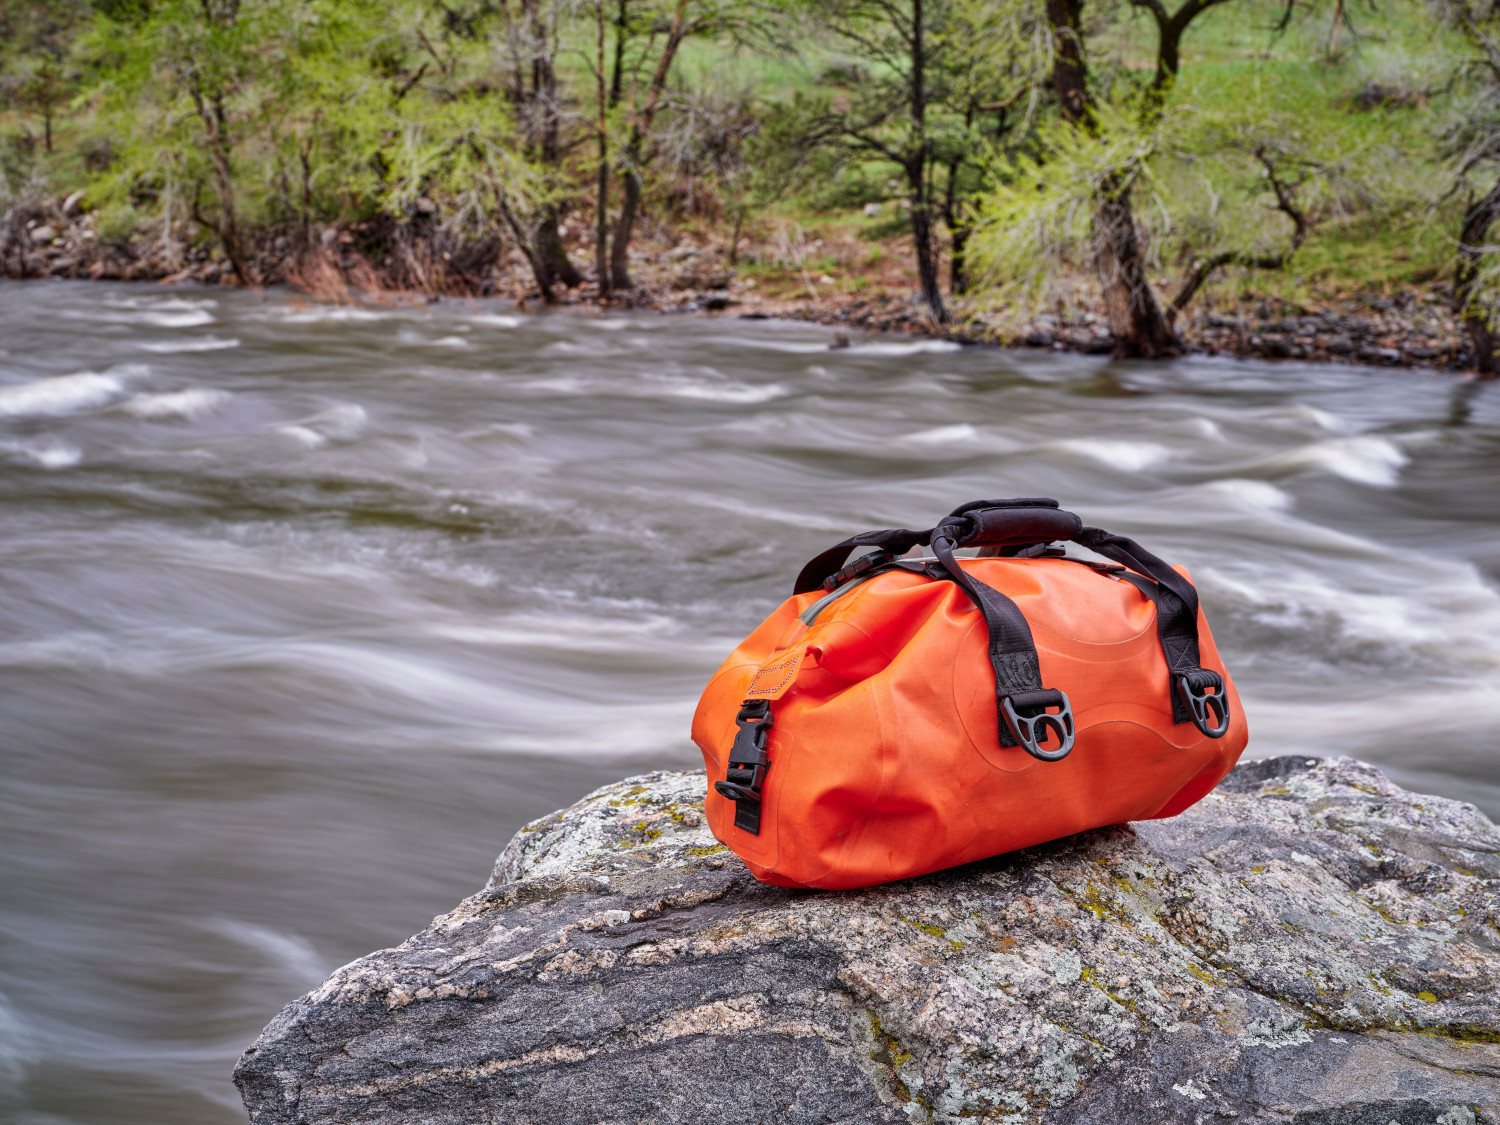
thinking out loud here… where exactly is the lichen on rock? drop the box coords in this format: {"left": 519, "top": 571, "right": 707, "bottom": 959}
{"left": 235, "top": 757, "right": 1500, "bottom": 1124}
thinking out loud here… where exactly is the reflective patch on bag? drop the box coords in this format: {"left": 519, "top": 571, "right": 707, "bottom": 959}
{"left": 745, "top": 650, "right": 802, "bottom": 700}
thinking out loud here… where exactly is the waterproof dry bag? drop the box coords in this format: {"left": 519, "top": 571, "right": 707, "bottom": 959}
{"left": 691, "top": 498, "right": 1248, "bottom": 890}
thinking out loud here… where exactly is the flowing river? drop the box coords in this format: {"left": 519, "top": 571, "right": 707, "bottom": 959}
{"left": 0, "top": 280, "right": 1497, "bottom": 1125}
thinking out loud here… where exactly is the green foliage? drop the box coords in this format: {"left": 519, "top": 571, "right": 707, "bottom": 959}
{"left": 969, "top": 0, "right": 1465, "bottom": 321}
{"left": 0, "top": 0, "right": 1485, "bottom": 313}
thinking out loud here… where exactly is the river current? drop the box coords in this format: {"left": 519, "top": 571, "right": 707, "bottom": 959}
{"left": 0, "top": 280, "right": 1496, "bottom": 1124}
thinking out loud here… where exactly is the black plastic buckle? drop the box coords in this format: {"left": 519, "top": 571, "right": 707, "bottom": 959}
{"left": 1001, "top": 689, "right": 1076, "bottom": 762}
{"left": 822, "top": 550, "right": 894, "bottom": 592}
{"left": 1175, "top": 671, "right": 1230, "bottom": 739}
{"left": 714, "top": 699, "right": 773, "bottom": 832}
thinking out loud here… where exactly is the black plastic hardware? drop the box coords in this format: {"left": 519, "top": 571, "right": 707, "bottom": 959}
{"left": 1175, "top": 671, "right": 1230, "bottom": 739}
{"left": 714, "top": 699, "right": 774, "bottom": 833}
{"left": 1008, "top": 543, "right": 1067, "bottom": 559}
{"left": 1001, "top": 689, "right": 1076, "bottom": 761}
{"left": 821, "top": 550, "right": 895, "bottom": 592}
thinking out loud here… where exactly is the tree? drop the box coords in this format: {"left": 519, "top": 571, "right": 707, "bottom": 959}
{"left": 370, "top": 1, "right": 563, "bottom": 298}
{"left": 1041, "top": 0, "right": 1255, "bottom": 357}
{"left": 765, "top": 0, "right": 1044, "bottom": 325}
{"left": 1439, "top": 0, "right": 1500, "bottom": 376}
{"left": 496, "top": 0, "right": 585, "bottom": 292}
{"left": 607, "top": 0, "right": 693, "bottom": 291}
{"left": 90, "top": 0, "right": 292, "bottom": 286}
{"left": 0, "top": 1, "right": 90, "bottom": 153}
{"left": 600, "top": 0, "right": 779, "bottom": 292}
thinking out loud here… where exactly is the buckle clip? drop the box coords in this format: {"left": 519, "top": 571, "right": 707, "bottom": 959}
{"left": 822, "top": 550, "right": 894, "bottom": 592}
{"left": 1001, "top": 689, "right": 1076, "bottom": 761}
{"left": 713, "top": 699, "right": 773, "bottom": 803}
{"left": 1175, "top": 671, "right": 1230, "bottom": 739}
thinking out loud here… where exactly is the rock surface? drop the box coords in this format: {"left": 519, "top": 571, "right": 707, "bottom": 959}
{"left": 235, "top": 757, "right": 1500, "bottom": 1124}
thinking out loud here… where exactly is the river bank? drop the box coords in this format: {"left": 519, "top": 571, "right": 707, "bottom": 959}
{"left": 1, "top": 196, "right": 1474, "bottom": 372}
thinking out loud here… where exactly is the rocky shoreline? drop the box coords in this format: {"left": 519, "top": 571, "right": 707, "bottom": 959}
{"left": 235, "top": 756, "right": 1499, "bottom": 1124}
{"left": 1, "top": 196, "right": 1477, "bottom": 372}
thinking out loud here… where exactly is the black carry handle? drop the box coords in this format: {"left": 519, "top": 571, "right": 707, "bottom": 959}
{"left": 793, "top": 497, "right": 1074, "bottom": 595}
{"left": 790, "top": 498, "right": 1231, "bottom": 748}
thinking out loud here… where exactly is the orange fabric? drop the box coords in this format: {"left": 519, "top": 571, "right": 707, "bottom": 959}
{"left": 692, "top": 558, "right": 1248, "bottom": 890}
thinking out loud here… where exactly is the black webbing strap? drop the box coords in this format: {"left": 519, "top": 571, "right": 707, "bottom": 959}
{"left": 1113, "top": 573, "right": 1197, "bottom": 725}
{"left": 929, "top": 525, "right": 1042, "bottom": 745}
{"left": 793, "top": 527, "right": 930, "bottom": 596}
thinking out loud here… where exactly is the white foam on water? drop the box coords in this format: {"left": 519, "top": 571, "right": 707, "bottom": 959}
{"left": 0, "top": 437, "right": 82, "bottom": 468}
{"left": 467, "top": 313, "right": 527, "bottom": 328}
{"left": 277, "top": 425, "right": 326, "bottom": 448}
{"left": 0, "top": 989, "right": 36, "bottom": 1084}
{"left": 654, "top": 378, "right": 785, "bottom": 404}
{"left": 847, "top": 339, "right": 964, "bottom": 356}
{"left": 276, "top": 404, "right": 368, "bottom": 448}
{"left": 200, "top": 920, "right": 328, "bottom": 987}
{"left": 138, "top": 336, "right": 240, "bottom": 353}
{"left": 1187, "top": 417, "right": 1223, "bottom": 440}
{"left": 1203, "top": 554, "right": 1500, "bottom": 663}
{"left": 702, "top": 334, "right": 836, "bottom": 354}
{"left": 273, "top": 306, "right": 392, "bottom": 324}
{"left": 1267, "top": 404, "right": 1351, "bottom": 434}
{"left": 0, "top": 371, "right": 123, "bottom": 417}
{"left": 84, "top": 296, "right": 219, "bottom": 328}
{"left": 1049, "top": 438, "right": 1172, "bottom": 472}
{"left": 1192, "top": 478, "right": 1295, "bottom": 512}
{"left": 120, "top": 389, "right": 230, "bottom": 421}
{"left": 1269, "top": 435, "right": 1408, "bottom": 487}
{"left": 400, "top": 330, "right": 471, "bottom": 349}
{"left": 900, "top": 423, "right": 979, "bottom": 444}
{"left": 519, "top": 372, "right": 787, "bottom": 405}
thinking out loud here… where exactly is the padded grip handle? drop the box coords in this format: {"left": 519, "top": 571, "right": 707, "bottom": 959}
{"left": 960, "top": 505, "right": 1083, "bottom": 548}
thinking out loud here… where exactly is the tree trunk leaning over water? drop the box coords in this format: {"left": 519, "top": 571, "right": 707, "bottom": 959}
{"left": 1455, "top": 178, "right": 1500, "bottom": 377}
{"left": 1093, "top": 179, "right": 1178, "bottom": 358}
{"left": 1045, "top": 0, "right": 1176, "bottom": 357}
{"left": 1050, "top": 0, "right": 1254, "bottom": 358}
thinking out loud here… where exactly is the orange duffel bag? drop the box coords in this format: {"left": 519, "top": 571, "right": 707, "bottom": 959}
{"left": 691, "top": 498, "right": 1248, "bottom": 890}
